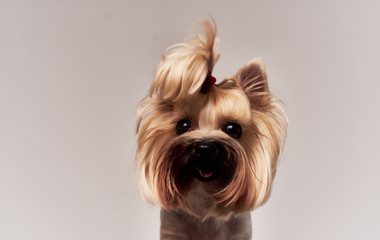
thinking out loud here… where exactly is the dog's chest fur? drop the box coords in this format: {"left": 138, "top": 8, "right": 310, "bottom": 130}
{"left": 160, "top": 210, "right": 252, "bottom": 240}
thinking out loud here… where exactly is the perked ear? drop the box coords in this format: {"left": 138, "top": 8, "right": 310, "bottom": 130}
{"left": 235, "top": 57, "right": 271, "bottom": 109}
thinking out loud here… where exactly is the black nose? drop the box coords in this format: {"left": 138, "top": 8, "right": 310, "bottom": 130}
{"left": 194, "top": 143, "right": 216, "bottom": 159}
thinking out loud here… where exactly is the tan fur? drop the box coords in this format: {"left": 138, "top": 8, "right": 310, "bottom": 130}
{"left": 136, "top": 18, "right": 287, "bottom": 239}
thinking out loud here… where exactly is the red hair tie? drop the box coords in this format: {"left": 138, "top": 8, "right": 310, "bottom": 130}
{"left": 200, "top": 71, "right": 216, "bottom": 93}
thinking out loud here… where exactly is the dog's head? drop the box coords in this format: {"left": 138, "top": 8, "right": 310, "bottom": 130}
{"left": 136, "top": 19, "right": 287, "bottom": 219}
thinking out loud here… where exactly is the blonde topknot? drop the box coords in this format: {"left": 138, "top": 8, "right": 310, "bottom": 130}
{"left": 149, "top": 18, "right": 220, "bottom": 101}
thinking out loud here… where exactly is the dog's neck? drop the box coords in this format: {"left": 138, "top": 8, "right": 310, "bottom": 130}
{"left": 160, "top": 209, "right": 252, "bottom": 240}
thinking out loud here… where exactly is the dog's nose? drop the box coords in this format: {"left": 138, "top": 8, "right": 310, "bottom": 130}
{"left": 194, "top": 143, "right": 216, "bottom": 159}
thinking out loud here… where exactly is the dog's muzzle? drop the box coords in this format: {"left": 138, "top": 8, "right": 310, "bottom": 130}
{"left": 189, "top": 142, "right": 220, "bottom": 182}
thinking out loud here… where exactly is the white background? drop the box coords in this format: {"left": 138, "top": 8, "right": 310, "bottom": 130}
{"left": 1, "top": 0, "right": 380, "bottom": 239}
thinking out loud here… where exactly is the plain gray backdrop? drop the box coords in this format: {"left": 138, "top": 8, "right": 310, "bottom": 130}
{"left": 1, "top": 0, "right": 380, "bottom": 239}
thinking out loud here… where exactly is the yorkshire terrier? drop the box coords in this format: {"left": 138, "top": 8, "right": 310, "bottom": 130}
{"left": 136, "top": 19, "right": 287, "bottom": 240}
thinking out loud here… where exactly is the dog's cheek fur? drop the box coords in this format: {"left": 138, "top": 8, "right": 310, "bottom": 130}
{"left": 136, "top": 133, "right": 174, "bottom": 206}
{"left": 136, "top": 98, "right": 180, "bottom": 206}
{"left": 224, "top": 109, "right": 286, "bottom": 213}
{"left": 155, "top": 153, "right": 182, "bottom": 209}
{"left": 208, "top": 144, "right": 254, "bottom": 215}
{"left": 156, "top": 141, "right": 196, "bottom": 209}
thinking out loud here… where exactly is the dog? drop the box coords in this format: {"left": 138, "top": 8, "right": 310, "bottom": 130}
{"left": 136, "top": 19, "right": 287, "bottom": 240}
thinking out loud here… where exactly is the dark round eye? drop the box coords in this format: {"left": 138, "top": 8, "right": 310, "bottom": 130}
{"left": 222, "top": 123, "right": 242, "bottom": 139}
{"left": 176, "top": 120, "right": 191, "bottom": 135}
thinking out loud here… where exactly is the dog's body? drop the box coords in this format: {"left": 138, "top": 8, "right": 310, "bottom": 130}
{"left": 136, "top": 19, "right": 287, "bottom": 239}
{"left": 161, "top": 209, "right": 252, "bottom": 240}
{"left": 161, "top": 210, "right": 252, "bottom": 240}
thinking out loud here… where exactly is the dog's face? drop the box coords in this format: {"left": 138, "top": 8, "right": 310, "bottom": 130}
{"left": 136, "top": 20, "right": 287, "bottom": 219}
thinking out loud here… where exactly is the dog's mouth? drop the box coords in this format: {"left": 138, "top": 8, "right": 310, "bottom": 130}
{"left": 198, "top": 167, "right": 214, "bottom": 179}
{"left": 192, "top": 165, "right": 218, "bottom": 182}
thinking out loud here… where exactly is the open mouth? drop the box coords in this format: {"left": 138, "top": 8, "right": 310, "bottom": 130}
{"left": 193, "top": 166, "right": 217, "bottom": 182}
{"left": 198, "top": 167, "right": 214, "bottom": 179}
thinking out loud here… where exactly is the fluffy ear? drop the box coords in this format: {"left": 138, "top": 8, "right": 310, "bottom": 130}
{"left": 235, "top": 57, "right": 271, "bottom": 109}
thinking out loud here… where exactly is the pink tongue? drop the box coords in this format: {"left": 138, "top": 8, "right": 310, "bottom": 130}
{"left": 199, "top": 168, "right": 214, "bottom": 178}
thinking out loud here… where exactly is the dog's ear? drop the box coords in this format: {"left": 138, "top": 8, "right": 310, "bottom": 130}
{"left": 235, "top": 57, "right": 271, "bottom": 109}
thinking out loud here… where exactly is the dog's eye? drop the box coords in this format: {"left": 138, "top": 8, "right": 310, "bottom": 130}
{"left": 222, "top": 123, "right": 242, "bottom": 139}
{"left": 176, "top": 120, "right": 191, "bottom": 135}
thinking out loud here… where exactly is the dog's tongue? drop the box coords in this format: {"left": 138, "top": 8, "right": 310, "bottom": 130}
{"left": 199, "top": 168, "right": 214, "bottom": 178}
